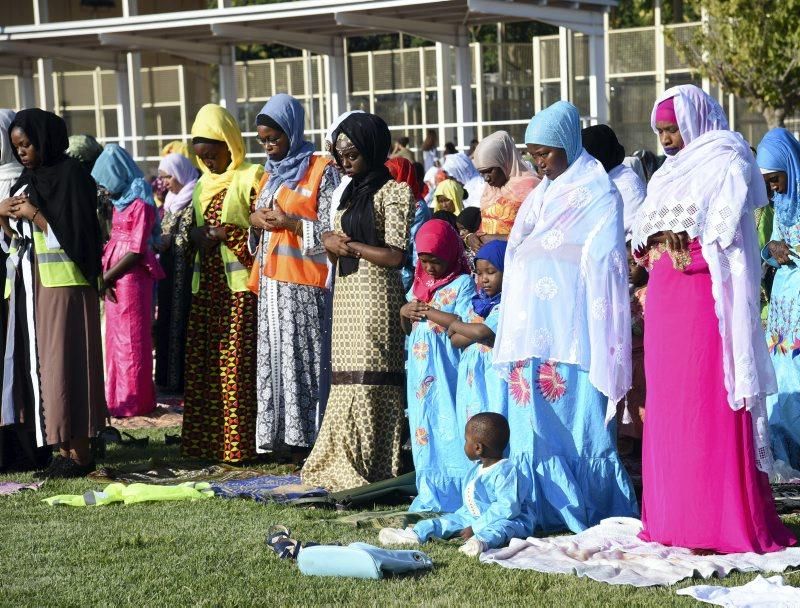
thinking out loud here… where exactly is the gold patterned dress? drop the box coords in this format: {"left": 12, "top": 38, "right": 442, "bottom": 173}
{"left": 181, "top": 189, "right": 257, "bottom": 463}
{"left": 302, "top": 180, "right": 414, "bottom": 490}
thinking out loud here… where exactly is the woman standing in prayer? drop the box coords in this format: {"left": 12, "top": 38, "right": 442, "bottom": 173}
{"left": 757, "top": 128, "right": 800, "bottom": 471}
{"left": 493, "top": 101, "right": 638, "bottom": 532}
{"left": 468, "top": 131, "right": 538, "bottom": 252}
{"left": 633, "top": 85, "right": 794, "bottom": 553}
{"left": 0, "top": 108, "right": 105, "bottom": 478}
{"left": 581, "top": 124, "right": 649, "bottom": 442}
{"left": 154, "top": 152, "right": 198, "bottom": 393}
{"left": 92, "top": 145, "right": 164, "bottom": 417}
{"left": 248, "top": 94, "right": 337, "bottom": 459}
{"left": 182, "top": 104, "right": 263, "bottom": 463}
{"left": 581, "top": 124, "right": 647, "bottom": 240}
{"left": 442, "top": 152, "right": 485, "bottom": 208}
{"left": 302, "top": 112, "right": 414, "bottom": 491}
{"left": 0, "top": 108, "right": 49, "bottom": 472}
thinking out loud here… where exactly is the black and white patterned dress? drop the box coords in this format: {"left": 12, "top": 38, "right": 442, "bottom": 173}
{"left": 251, "top": 164, "right": 337, "bottom": 452}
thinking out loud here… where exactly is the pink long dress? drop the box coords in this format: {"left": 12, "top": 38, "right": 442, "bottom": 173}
{"left": 102, "top": 199, "right": 164, "bottom": 417}
{"left": 639, "top": 240, "right": 795, "bottom": 553}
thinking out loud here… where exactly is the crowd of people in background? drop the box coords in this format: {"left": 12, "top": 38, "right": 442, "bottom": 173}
{"left": 1, "top": 82, "right": 800, "bottom": 555}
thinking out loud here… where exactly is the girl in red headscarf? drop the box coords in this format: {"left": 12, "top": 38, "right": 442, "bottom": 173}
{"left": 400, "top": 218, "right": 476, "bottom": 513}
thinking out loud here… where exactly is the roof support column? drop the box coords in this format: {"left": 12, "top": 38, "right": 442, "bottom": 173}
{"left": 587, "top": 17, "right": 609, "bottom": 124}
{"left": 453, "top": 29, "right": 474, "bottom": 151}
{"left": 19, "top": 62, "right": 36, "bottom": 109}
{"left": 435, "top": 42, "right": 454, "bottom": 150}
{"left": 324, "top": 40, "right": 347, "bottom": 125}
{"left": 116, "top": 0, "right": 144, "bottom": 159}
{"left": 218, "top": 46, "right": 239, "bottom": 119}
{"left": 32, "top": 0, "right": 53, "bottom": 110}
{"left": 558, "top": 27, "right": 572, "bottom": 102}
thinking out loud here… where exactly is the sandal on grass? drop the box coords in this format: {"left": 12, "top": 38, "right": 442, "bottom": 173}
{"left": 266, "top": 526, "right": 302, "bottom": 560}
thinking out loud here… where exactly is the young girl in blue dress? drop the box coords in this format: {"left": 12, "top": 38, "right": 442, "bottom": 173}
{"left": 448, "top": 241, "right": 508, "bottom": 440}
{"left": 401, "top": 219, "right": 475, "bottom": 512}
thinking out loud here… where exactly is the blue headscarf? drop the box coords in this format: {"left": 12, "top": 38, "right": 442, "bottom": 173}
{"left": 471, "top": 240, "right": 507, "bottom": 318}
{"left": 524, "top": 101, "right": 582, "bottom": 166}
{"left": 257, "top": 93, "right": 315, "bottom": 198}
{"left": 91, "top": 144, "right": 160, "bottom": 244}
{"left": 92, "top": 144, "right": 155, "bottom": 212}
{"left": 756, "top": 128, "right": 800, "bottom": 228}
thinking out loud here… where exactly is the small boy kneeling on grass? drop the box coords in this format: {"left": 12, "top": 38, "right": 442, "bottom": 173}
{"left": 380, "top": 412, "right": 534, "bottom": 557}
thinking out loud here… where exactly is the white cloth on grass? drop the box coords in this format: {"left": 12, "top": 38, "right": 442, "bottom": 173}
{"left": 676, "top": 575, "right": 800, "bottom": 607}
{"left": 480, "top": 517, "right": 800, "bottom": 587}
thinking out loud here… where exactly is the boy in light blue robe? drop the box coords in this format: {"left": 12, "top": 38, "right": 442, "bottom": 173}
{"left": 379, "top": 413, "right": 534, "bottom": 557}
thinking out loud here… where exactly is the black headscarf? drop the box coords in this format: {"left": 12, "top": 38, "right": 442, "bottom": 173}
{"left": 581, "top": 124, "right": 625, "bottom": 173}
{"left": 9, "top": 109, "right": 102, "bottom": 288}
{"left": 332, "top": 113, "right": 392, "bottom": 277}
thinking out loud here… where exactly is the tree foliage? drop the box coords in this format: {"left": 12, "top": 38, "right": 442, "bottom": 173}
{"left": 672, "top": 0, "right": 800, "bottom": 128}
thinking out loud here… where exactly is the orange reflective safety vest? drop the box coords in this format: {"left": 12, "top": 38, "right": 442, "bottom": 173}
{"left": 261, "top": 155, "right": 330, "bottom": 289}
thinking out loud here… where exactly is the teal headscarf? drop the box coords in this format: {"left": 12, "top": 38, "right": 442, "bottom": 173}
{"left": 524, "top": 101, "right": 582, "bottom": 166}
{"left": 756, "top": 128, "right": 800, "bottom": 228}
{"left": 91, "top": 144, "right": 160, "bottom": 244}
{"left": 92, "top": 144, "right": 155, "bottom": 212}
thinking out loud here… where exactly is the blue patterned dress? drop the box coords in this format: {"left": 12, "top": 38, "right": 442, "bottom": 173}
{"left": 764, "top": 220, "right": 800, "bottom": 468}
{"left": 406, "top": 273, "right": 475, "bottom": 512}
{"left": 506, "top": 359, "right": 639, "bottom": 533}
{"left": 455, "top": 305, "right": 508, "bottom": 440}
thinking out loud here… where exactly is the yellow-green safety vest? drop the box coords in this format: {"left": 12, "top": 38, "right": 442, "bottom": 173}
{"left": 32, "top": 227, "right": 89, "bottom": 288}
{"left": 191, "top": 162, "right": 262, "bottom": 294}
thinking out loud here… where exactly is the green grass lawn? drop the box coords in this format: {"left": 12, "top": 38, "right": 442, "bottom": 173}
{"left": 2, "top": 427, "right": 800, "bottom": 607}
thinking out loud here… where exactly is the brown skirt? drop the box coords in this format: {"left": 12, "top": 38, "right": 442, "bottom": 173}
{"left": 34, "top": 260, "right": 106, "bottom": 445}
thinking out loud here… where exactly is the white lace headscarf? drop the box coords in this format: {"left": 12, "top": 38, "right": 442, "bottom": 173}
{"left": 632, "top": 84, "right": 776, "bottom": 472}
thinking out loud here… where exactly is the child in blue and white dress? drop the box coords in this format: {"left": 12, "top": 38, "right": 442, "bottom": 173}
{"left": 448, "top": 241, "right": 508, "bottom": 438}
{"left": 400, "top": 219, "right": 475, "bottom": 513}
{"left": 379, "top": 412, "right": 534, "bottom": 557}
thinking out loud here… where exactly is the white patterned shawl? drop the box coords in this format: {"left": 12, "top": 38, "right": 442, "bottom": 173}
{"left": 608, "top": 163, "right": 646, "bottom": 241}
{"left": 493, "top": 150, "right": 632, "bottom": 419}
{"left": 631, "top": 85, "right": 775, "bottom": 471}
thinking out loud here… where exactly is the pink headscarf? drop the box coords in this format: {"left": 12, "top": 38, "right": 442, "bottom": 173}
{"left": 412, "top": 219, "right": 471, "bottom": 303}
{"left": 654, "top": 97, "right": 677, "bottom": 124}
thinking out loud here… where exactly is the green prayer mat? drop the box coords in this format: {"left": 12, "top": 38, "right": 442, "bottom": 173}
{"left": 330, "top": 471, "right": 417, "bottom": 508}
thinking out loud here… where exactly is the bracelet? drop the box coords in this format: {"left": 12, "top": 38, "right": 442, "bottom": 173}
{"left": 31, "top": 208, "right": 40, "bottom": 222}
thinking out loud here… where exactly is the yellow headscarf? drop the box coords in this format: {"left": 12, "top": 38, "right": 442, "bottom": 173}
{"left": 433, "top": 178, "right": 465, "bottom": 214}
{"left": 161, "top": 139, "right": 199, "bottom": 169}
{"left": 190, "top": 103, "right": 262, "bottom": 227}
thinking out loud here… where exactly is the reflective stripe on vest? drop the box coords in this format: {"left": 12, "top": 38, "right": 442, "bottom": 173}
{"left": 191, "top": 247, "right": 249, "bottom": 294}
{"left": 32, "top": 228, "right": 89, "bottom": 288}
{"left": 191, "top": 163, "right": 262, "bottom": 295}
{"left": 263, "top": 155, "right": 330, "bottom": 289}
